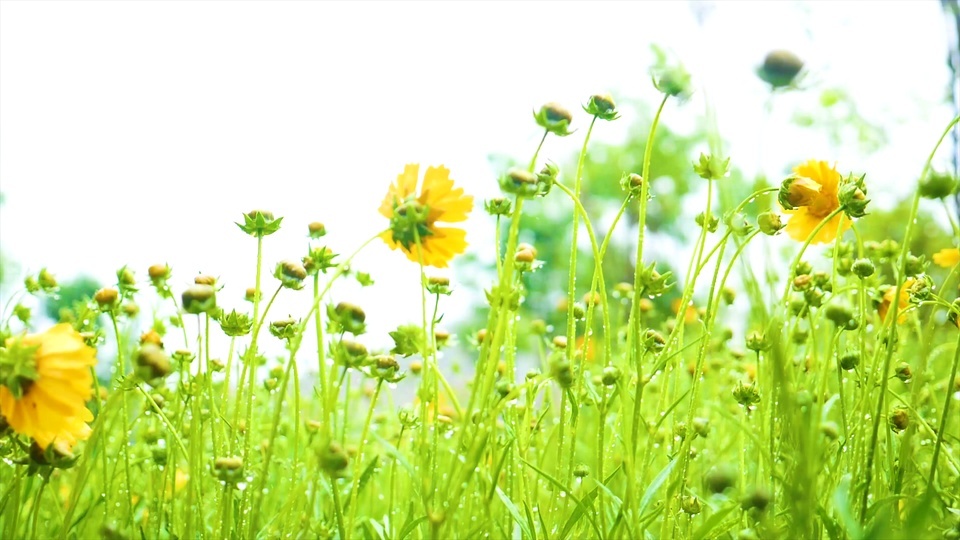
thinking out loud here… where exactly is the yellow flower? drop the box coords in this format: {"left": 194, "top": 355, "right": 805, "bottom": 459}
{"left": 933, "top": 248, "right": 960, "bottom": 268}
{"left": 877, "top": 279, "right": 914, "bottom": 324}
{"left": 379, "top": 164, "right": 473, "bottom": 268}
{"left": 0, "top": 324, "right": 97, "bottom": 451}
{"left": 781, "top": 160, "right": 850, "bottom": 244}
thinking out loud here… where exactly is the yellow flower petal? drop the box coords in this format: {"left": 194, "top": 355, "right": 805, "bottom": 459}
{"left": 0, "top": 325, "right": 98, "bottom": 450}
{"left": 933, "top": 248, "right": 960, "bottom": 268}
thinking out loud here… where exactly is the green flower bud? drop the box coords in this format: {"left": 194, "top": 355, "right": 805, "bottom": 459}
{"left": 601, "top": 366, "right": 621, "bottom": 386}
{"left": 308, "top": 221, "right": 327, "bottom": 239}
{"left": 851, "top": 258, "right": 875, "bottom": 278}
{"left": 741, "top": 486, "right": 772, "bottom": 512}
{"left": 620, "top": 173, "right": 645, "bottom": 197}
{"left": 275, "top": 260, "right": 307, "bottom": 290}
{"left": 533, "top": 102, "right": 573, "bottom": 136}
{"left": 499, "top": 168, "right": 540, "bottom": 197}
{"left": 94, "top": 287, "right": 120, "bottom": 310}
{"left": 704, "top": 465, "right": 737, "bottom": 494}
{"left": 824, "top": 301, "right": 854, "bottom": 328}
{"left": 643, "top": 329, "right": 666, "bottom": 353}
{"left": 182, "top": 285, "right": 217, "bottom": 315}
{"left": 692, "top": 153, "right": 730, "bottom": 180}
{"left": 484, "top": 197, "right": 513, "bottom": 216}
{"left": 573, "top": 464, "right": 590, "bottom": 478}
{"left": 681, "top": 495, "right": 702, "bottom": 515}
{"left": 426, "top": 276, "right": 452, "bottom": 296}
{"left": 838, "top": 351, "right": 860, "bottom": 371}
{"left": 549, "top": 357, "right": 574, "bottom": 389}
{"left": 218, "top": 309, "right": 253, "bottom": 337}
{"left": 757, "top": 212, "right": 785, "bottom": 235}
{"left": 37, "top": 268, "right": 58, "bottom": 292}
{"left": 904, "top": 254, "right": 926, "bottom": 277}
{"left": 757, "top": 50, "right": 804, "bottom": 88}
{"left": 329, "top": 302, "right": 367, "bottom": 335}
{"left": 236, "top": 210, "right": 282, "bottom": 237}
{"left": 583, "top": 93, "right": 619, "bottom": 121}
{"left": 213, "top": 456, "right": 245, "bottom": 483}
{"left": 732, "top": 381, "right": 760, "bottom": 407}
{"left": 269, "top": 317, "right": 298, "bottom": 341}
{"left": 889, "top": 408, "right": 909, "bottom": 432}
{"left": 695, "top": 211, "right": 719, "bottom": 233}
{"left": 838, "top": 174, "right": 869, "bottom": 219}
{"left": 135, "top": 344, "right": 172, "bottom": 383}
{"left": 918, "top": 170, "right": 957, "bottom": 200}
{"left": 745, "top": 331, "right": 770, "bottom": 352}
{"left": 894, "top": 362, "right": 912, "bottom": 383}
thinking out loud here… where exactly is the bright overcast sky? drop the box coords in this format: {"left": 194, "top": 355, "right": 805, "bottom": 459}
{"left": 0, "top": 1, "right": 954, "bottom": 344}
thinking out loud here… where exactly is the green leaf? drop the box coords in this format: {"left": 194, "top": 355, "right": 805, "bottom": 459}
{"left": 639, "top": 457, "right": 677, "bottom": 515}
{"left": 495, "top": 486, "right": 533, "bottom": 539}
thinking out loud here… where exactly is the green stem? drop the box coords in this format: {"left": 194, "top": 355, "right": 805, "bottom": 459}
{"left": 859, "top": 114, "right": 959, "bottom": 522}
{"left": 346, "top": 380, "right": 383, "bottom": 539}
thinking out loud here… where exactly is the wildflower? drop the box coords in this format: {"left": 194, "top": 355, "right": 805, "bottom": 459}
{"left": 0, "top": 324, "right": 97, "bottom": 451}
{"left": 934, "top": 248, "right": 960, "bottom": 268}
{"left": 379, "top": 164, "right": 473, "bottom": 268}
{"left": 877, "top": 279, "right": 915, "bottom": 324}
{"left": 779, "top": 160, "right": 851, "bottom": 244}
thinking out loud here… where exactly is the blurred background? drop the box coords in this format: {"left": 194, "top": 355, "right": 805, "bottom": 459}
{"left": 1, "top": 1, "right": 957, "bottom": 354}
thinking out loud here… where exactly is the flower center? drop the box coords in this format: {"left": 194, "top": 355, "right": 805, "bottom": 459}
{"left": 389, "top": 197, "right": 434, "bottom": 250}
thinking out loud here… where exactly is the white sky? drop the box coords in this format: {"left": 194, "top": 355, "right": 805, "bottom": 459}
{"left": 0, "top": 1, "right": 954, "bottom": 348}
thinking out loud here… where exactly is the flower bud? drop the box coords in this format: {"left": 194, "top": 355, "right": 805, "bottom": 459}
{"left": 148, "top": 264, "right": 171, "bottom": 282}
{"left": 741, "top": 486, "right": 771, "bottom": 512}
{"left": 269, "top": 317, "right": 298, "bottom": 340}
{"left": 237, "top": 210, "right": 282, "bottom": 237}
{"left": 426, "top": 276, "right": 452, "bottom": 296}
{"left": 573, "top": 464, "right": 590, "bottom": 478}
{"left": 219, "top": 309, "right": 253, "bottom": 337}
{"left": 213, "top": 456, "right": 245, "bottom": 483}
{"left": 601, "top": 366, "right": 621, "bottom": 386}
{"left": 704, "top": 465, "right": 737, "bottom": 494}
{"left": 533, "top": 102, "right": 573, "bottom": 136}
{"left": 778, "top": 175, "right": 822, "bottom": 210}
{"left": 745, "top": 331, "right": 770, "bottom": 352}
{"left": 194, "top": 275, "right": 216, "bottom": 286}
{"left": 308, "top": 221, "right": 327, "bottom": 238}
{"left": 37, "top": 268, "right": 58, "bottom": 292}
{"left": 500, "top": 169, "right": 541, "bottom": 197}
{"left": 620, "top": 173, "right": 644, "bottom": 197}
{"left": 583, "top": 93, "right": 619, "bottom": 121}
{"left": 757, "top": 50, "right": 804, "bottom": 88}
{"left": 643, "top": 329, "right": 666, "bottom": 353}
{"left": 275, "top": 260, "right": 307, "bottom": 290}
{"left": 136, "top": 344, "right": 173, "bottom": 384}
{"left": 839, "top": 351, "right": 860, "bottom": 371}
{"left": 692, "top": 153, "right": 730, "bottom": 181}
{"left": 889, "top": 408, "right": 909, "bottom": 432}
{"left": 824, "top": 301, "right": 854, "bottom": 328}
{"left": 851, "top": 258, "right": 875, "bottom": 278}
{"left": 331, "top": 302, "right": 366, "bottom": 335}
{"left": 757, "top": 212, "right": 785, "bottom": 235}
{"left": 95, "top": 288, "right": 120, "bottom": 309}
{"left": 484, "top": 197, "right": 513, "bottom": 216}
{"left": 182, "top": 285, "right": 217, "bottom": 315}
{"left": 894, "top": 362, "right": 912, "bottom": 383}
{"left": 918, "top": 170, "right": 958, "bottom": 200}
{"left": 681, "top": 495, "right": 702, "bottom": 515}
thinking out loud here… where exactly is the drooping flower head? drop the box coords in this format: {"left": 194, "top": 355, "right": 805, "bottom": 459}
{"left": 0, "top": 324, "right": 98, "bottom": 452}
{"left": 380, "top": 164, "right": 473, "bottom": 268}
{"left": 779, "top": 160, "right": 851, "bottom": 244}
